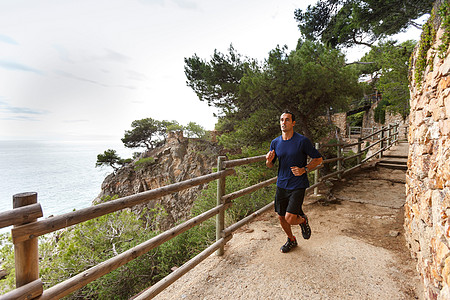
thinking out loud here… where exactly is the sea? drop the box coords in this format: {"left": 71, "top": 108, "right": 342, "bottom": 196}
{"left": 0, "top": 140, "right": 134, "bottom": 234}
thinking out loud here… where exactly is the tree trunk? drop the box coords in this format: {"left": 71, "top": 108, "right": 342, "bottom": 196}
{"left": 295, "top": 113, "right": 313, "bottom": 140}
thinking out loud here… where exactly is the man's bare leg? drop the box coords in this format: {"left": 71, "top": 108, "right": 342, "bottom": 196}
{"left": 278, "top": 215, "right": 295, "bottom": 240}
{"left": 285, "top": 212, "right": 305, "bottom": 225}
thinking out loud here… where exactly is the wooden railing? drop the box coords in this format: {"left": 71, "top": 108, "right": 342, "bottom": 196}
{"left": 0, "top": 123, "right": 400, "bottom": 300}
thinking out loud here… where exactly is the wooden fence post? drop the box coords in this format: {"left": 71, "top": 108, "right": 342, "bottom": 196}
{"left": 314, "top": 142, "right": 320, "bottom": 195}
{"left": 357, "top": 138, "right": 362, "bottom": 165}
{"left": 13, "top": 192, "right": 39, "bottom": 288}
{"left": 379, "top": 127, "right": 385, "bottom": 159}
{"left": 216, "top": 156, "right": 226, "bottom": 256}
{"left": 337, "top": 143, "right": 342, "bottom": 179}
{"left": 395, "top": 123, "right": 399, "bottom": 145}
{"left": 387, "top": 124, "right": 391, "bottom": 148}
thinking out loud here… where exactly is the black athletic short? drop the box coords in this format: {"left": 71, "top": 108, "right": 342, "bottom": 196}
{"left": 274, "top": 187, "right": 306, "bottom": 216}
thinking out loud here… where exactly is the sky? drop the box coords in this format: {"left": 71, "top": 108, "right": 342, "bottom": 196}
{"left": 0, "top": 0, "right": 425, "bottom": 143}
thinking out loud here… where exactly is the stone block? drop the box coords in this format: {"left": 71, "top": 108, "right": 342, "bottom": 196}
{"left": 440, "top": 119, "right": 450, "bottom": 136}
{"left": 416, "top": 123, "right": 429, "bottom": 144}
{"left": 430, "top": 122, "right": 441, "bottom": 140}
{"left": 438, "top": 88, "right": 450, "bottom": 106}
{"left": 420, "top": 191, "right": 433, "bottom": 226}
{"left": 430, "top": 99, "right": 445, "bottom": 121}
{"left": 413, "top": 109, "right": 426, "bottom": 127}
{"left": 440, "top": 56, "right": 450, "bottom": 77}
{"left": 417, "top": 94, "right": 430, "bottom": 110}
{"left": 439, "top": 76, "right": 450, "bottom": 91}
{"left": 438, "top": 284, "right": 450, "bottom": 300}
{"left": 443, "top": 256, "right": 450, "bottom": 286}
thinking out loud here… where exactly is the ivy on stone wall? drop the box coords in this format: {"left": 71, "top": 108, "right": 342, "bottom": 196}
{"left": 414, "top": 11, "right": 436, "bottom": 87}
{"left": 414, "top": 1, "right": 450, "bottom": 87}
{"left": 438, "top": 1, "right": 450, "bottom": 58}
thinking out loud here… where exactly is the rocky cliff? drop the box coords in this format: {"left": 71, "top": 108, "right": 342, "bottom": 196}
{"left": 95, "top": 131, "right": 223, "bottom": 229}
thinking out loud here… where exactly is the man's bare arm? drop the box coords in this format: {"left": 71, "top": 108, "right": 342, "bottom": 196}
{"left": 266, "top": 150, "right": 275, "bottom": 168}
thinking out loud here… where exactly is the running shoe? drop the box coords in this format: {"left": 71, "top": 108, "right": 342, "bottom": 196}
{"left": 280, "top": 237, "right": 297, "bottom": 253}
{"left": 300, "top": 214, "right": 311, "bottom": 239}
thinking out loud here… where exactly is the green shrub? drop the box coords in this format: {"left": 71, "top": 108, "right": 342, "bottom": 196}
{"left": 134, "top": 157, "right": 155, "bottom": 170}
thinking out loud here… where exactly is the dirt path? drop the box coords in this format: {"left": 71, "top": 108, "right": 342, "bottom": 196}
{"left": 154, "top": 144, "right": 422, "bottom": 300}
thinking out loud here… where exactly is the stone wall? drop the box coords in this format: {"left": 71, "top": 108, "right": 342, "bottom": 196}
{"left": 330, "top": 112, "right": 347, "bottom": 135}
{"left": 405, "top": 9, "right": 450, "bottom": 300}
{"left": 386, "top": 111, "right": 409, "bottom": 141}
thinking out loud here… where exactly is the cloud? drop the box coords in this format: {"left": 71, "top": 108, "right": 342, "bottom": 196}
{"left": 0, "top": 99, "right": 48, "bottom": 121}
{"left": 139, "top": 0, "right": 164, "bottom": 6}
{"left": 55, "top": 70, "right": 110, "bottom": 87}
{"left": 0, "top": 60, "right": 43, "bottom": 74}
{"left": 0, "top": 34, "right": 18, "bottom": 45}
{"left": 172, "top": 0, "right": 198, "bottom": 10}
{"left": 53, "top": 44, "right": 73, "bottom": 63}
{"left": 63, "top": 119, "right": 89, "bottom": 123}
{"left": 81, "top": 49, "right": 131, "bottom": 64}
{"left": 139, "top": 0, "right": 198, "bottom": 9}
{"left": 55, "top": 70, "right": 137, "bottom": 90}
{"left": 103, "top": 49, "right": 130, "bottom": 63}
{"left": 127, "top": 70, "right": 147, "bottom": 81}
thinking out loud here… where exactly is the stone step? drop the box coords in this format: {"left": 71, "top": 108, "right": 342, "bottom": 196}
{"left": 383, "top": 155, "right": 408, "bottom": 159}
{"left": 379, "top": 160, "right": 407, "bottom": 165}
{"left": 376, "top": 162, "right": 408, "bottom": 171}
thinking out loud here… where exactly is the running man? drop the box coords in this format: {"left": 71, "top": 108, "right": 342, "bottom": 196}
{"left": 266, "top": 110, "right": 323, "bottom": 253}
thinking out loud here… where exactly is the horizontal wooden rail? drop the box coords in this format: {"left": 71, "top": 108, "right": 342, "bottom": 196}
{"left": 0, "top": 203, "right": 42, "bottom": 229}
{"left": 221, "top": 177, "right": 277, "bottom": 203}
{"left": 222, "top": 201, "right": 274, "bottom": 237}
{"left": 0, "top": 278, "right": 43, "bottom": 300}
{"left": 342, "top": 141, "right": 362, "bottom": 148}
{"left": 223, "top": 155, "right": 266, "bottom": 168}
{"left": 323, "top": 156, "right": 344, "bottom": 164}
{"left": 319, "top": 142, "right": 344, "bottom": 149}
{"left": 320, "top": 169, "right": 345, "bottom": 182}
{"left": 133, "top": 235, "right": 232, "bottom": 299}
{"left": 342, "top": 152, "right": 361, "bottom": 162}
{"left": 361, "top": 146, "right": 389, "bottom": 163}
{"left": 361, "top": 136, "right": 387, "bottom": 152}
{"left": 12, "top": 169, "right": 235, "bottom": 244}
{"left": 361, "top": 127, "right": 385, "bottom": 141}
{"left": 39, "top": 202, "right": 230, "bottom": 300}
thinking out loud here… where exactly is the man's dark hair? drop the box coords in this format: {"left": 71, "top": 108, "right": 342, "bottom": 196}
{"left": 282, "top": 109, "right": 295, "bottom": 122}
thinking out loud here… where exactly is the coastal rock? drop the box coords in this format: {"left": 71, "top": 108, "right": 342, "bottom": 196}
{"left": 94, "top": 131, "right": 223, "bottom": 230}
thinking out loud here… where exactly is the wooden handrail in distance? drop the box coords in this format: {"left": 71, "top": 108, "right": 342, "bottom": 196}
{"left": 12, "top": 169, "right": 235, "bottom": 244}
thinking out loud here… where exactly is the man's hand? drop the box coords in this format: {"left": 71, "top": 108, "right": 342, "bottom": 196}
{"left": 290, "top": 166, "right": 307, "bottom": 176}
{"left": 291, "top": 157, "right": 323, "bottom": 176}
{"left": 266, "top": 150, "right": 275, "bottom": 168}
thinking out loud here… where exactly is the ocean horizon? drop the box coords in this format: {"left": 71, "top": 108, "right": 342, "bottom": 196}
{"left": 0, "top": 140, "right": 134, "bottom": 234}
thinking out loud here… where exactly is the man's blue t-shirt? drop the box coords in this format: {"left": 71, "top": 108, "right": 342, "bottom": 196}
{"left": 270, "top": 132, "right": 322, "bottom": 190}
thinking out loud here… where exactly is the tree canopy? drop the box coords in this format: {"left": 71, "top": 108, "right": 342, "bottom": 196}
{"left": 185, "top": 41, "right": 363, "bottom": 148}
{"left": 358, "top": 39, "right": 416, "bottom": 120}
{"left": 121, "top": 118, "right": 182, "bottom": 150}
{"left": 121, "top": 118, "right": 207, "bottom": 150}
{"left": 96, "top": 149, "right": 125, "bottom": 172}
{"left": 294, "top": 0, "right": 433, "bottom": 48}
